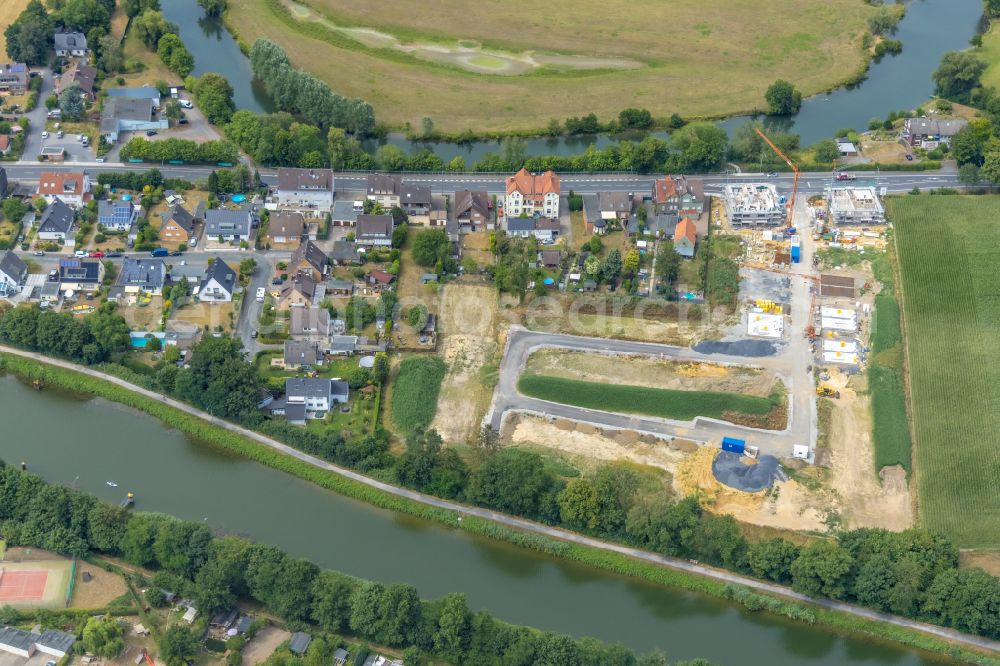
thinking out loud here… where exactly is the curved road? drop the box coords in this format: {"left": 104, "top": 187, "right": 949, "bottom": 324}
{"left": 2, "top": 345, "right": 998, "bottom": 655}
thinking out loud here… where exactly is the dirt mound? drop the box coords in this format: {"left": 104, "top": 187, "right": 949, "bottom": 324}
{"left": 712, "top": 451, "right": 781, "bottom": 492}
{"left": 671, "top": 439, "right": 699, "bottom": 453}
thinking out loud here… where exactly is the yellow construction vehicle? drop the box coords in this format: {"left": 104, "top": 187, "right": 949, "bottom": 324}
{"left": 816, "top": 386, "right": 840, "bottom": 399}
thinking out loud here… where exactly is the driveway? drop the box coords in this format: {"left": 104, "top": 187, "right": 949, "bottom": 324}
{"left": 104, "top": 100, "right": 221, "bottom": 162}
{"left": 21, "top": 67, "right": 53, "bottom": 160}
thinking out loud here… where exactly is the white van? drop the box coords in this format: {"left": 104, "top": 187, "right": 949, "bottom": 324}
{"left": 255, "top": 287, "right": 265, "bottom": 302}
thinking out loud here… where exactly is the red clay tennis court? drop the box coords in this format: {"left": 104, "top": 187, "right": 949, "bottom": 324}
{"left": 0, "top": 569, "right": 50, "bottom": 603}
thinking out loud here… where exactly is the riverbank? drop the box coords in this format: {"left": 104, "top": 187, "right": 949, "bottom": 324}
{"left": 1, "top": 349, "right": 998, "bottom": 663}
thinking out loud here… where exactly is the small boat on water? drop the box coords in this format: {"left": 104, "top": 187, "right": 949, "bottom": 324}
{"left": 106, "top": 481, "right": 118, "bottom": 487}
{"left": 120, "top": 492, "right": 135, "bottom": 508}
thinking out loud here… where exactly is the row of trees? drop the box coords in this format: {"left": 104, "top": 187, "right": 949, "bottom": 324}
{"left": 249, "top": 39, "right": 375, "bottom": 136}
{"left": 0, "top": 462, "right": 702, "bottom": 666}
{"left": 119, "top": 136, "right": 239, "bottom": 164}
{"left": 0, "top": 303, "right": 130, "bottom": 365}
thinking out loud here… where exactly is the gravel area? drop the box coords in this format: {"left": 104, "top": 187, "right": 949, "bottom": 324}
{"left": 692, "top": 339, "right": 777, "bottom": 357}
{"left": 712, "top": 451, "right": 782, "bottom": 492}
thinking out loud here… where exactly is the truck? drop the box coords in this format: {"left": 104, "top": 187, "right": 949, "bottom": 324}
{"left": 150, "top": 248, "right": 169, "bottom": 257}
{"left": 835, "top": 172, "right": 857, "bottom": 181}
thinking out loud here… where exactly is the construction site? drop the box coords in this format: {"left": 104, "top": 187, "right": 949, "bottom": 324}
{"left": 827, "top": 185, "right": 886, "bottom": 225}
{"left": 721, "top": 183, "right": 787, "bottom": 227}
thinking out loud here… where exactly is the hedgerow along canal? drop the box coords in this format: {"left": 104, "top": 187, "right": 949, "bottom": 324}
{"left": 163, "top": 0, "right": 982, "bottom": 159}
{"left": 0, "top": 374, "right": 958, "bottom": 664}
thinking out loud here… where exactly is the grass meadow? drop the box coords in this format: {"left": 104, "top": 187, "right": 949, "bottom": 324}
{"left": 890, "top": 195, "right": 1000, "bottom": 547}
{"left": 390, "top": 356, "right": 447, "bottom": 433}
{"left": 518, "top": 374, "right": 778, "bottom": 421}
{"left": 227, "top": 0, "right": 872, "bottom": 133}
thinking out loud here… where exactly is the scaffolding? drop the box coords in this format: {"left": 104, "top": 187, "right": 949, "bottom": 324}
{"left": 827, "top": 187, "right": 885, "bottom": 225}
{"left": 723, "top": 183, "right": 786, "bottom": 227}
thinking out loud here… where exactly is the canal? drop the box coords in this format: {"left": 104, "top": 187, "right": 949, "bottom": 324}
{"left": 162, "top": 0, "right": 983, "bottom": 160}
{"left": 0, "top": 374, "right": 957, "bottom": 665}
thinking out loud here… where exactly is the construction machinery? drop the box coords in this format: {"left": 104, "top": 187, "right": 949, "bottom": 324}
{"left": 754, "top": 126, "right": 799, "bottom": 231}
{"left": 816, "top": 386, "right": 841, "bottom": 399}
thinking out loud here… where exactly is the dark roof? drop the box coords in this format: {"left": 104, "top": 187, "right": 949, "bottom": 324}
{"left": 581, "top": 193, "right": 602, "bottom": 226}
{"left": 356, "top": 214, "right": 393, "bottom": 239}
{"left": 367, "top": 174, "right": 401, "bottom": 196}
{"left": 162, "top": 204, "right": 195, "bottom": 234}
{"left": 401, "top": 183, "right": 431, "bottom": 206}
{"left": 290, "top": 306, "right": 331, "bottom": 336}
{"left": 0, "top": 626, "right": 37, "bottom": 652}
{"left": 39, "top": 199, "right": 75, "bottom": 235}
{"left": 210, "top": 609, "right": 239, "bottom": 628}
{"left": 269, "top": 211, "right": 305, "bottom": 240}
{"left": 290, "top": 240, "right": 327, "bottom": 274}
{"left": 284, "top": 402, "right": 306, "bottom": 422}
{"left": 59, "top": 258, "right": 101, "bottom": 283}
{"left": 289, "top": 632, "right": 312, "bottom": 655}
{"left": 98, "top": 199, "right": 137, "bottom": 227}
{"left": 54, "top": 31, "right": 87, "bottom": 51}
{"left": 454, "top": 189, "right": 489, "bottom": 220}
{"left": 37, "top": 629, "right": 76, "bottom": 654}
{"left": 507, "top": 217, "right": 534, "bottom": 232}
{"left": 330, "top": 240, "right": 361, "bottom": 263}
{"left": 199, "top": 260, "right": 236, "bottom": 294}
{"left": 117, "top": 258, "right": 165, "bottom": 290}
{"left": 106, "top": 86, "right": 160, "bottom": 100}
{"left": 279, "top": 273, "right": 318, "bottom": 301}
{"left": 331, "top": 199, "right": 362, "bottom": 223}
{"left": 539, "top": 249, "right": 561, "bottom": 266}
{"left": 58, "top": 63, "right": 96, "bottom": 95}
{"left": 284, "top": 339, "right": 322, "bottom": 366}
{"left": 0, "top": 250, "right": 27, "bottom": 283}
{"left": 598, "top": 191, "right": 632, "bottom": 213}
{"left": 205, "top": 207, "right": 252, "bottom": 237}
{"left": 277, "top": 168, "right": 333, "bottom": 192}
{"left": 286, "top": 379, "right": 336, "bottom": 399}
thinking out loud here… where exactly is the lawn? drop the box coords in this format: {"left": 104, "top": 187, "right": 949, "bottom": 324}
{"left": 890, "top": 195, "right": 1000, "bottom": 547}
{"left": 390, "top": 356, "right": 446, "bottom": 433}
{"left": 517, "top": 374, "right": 779, "bottom": 422}
{"left": 228, "top": 0, "right": 872, "bottom": 133}
{"left": 121, "top": 31, "right": 180, "bottom": 88}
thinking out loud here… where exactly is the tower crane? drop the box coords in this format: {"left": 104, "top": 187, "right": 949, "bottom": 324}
{"left": 754, "top": 126, "right": 798, "bottom": 230}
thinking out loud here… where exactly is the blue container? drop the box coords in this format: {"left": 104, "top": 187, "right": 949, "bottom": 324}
{"left": 791, "top": 245, "right": 801, "bottom": 263}
{"left": 721, "top": 437, "right": 746, "bottom": 455}
{"left": 121, "top": 194, "right": 132, "bottom": 202}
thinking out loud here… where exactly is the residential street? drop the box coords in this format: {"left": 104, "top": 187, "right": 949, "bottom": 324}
{"left": 2, "top": 343, "right": 998, "bottom": 657}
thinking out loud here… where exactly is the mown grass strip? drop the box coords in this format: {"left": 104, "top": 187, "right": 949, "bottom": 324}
{"left": 390, "top": 356, "right": 446, "bottom": 432}
{"left": 4, "top": 353, "right": 1000, "bottom": 664}
{"left": 518, "top": 373, "right": 777, "bottom": 421}
{"left": 872, "top": 293, "right": 902, "bottom": 354}
{"left": 868, "top": 365, "right": 912, "bottom": 472}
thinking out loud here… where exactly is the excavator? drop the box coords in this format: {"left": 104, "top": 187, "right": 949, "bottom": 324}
{"left": 816, "top": 386, "right": 840, "bottom": 399}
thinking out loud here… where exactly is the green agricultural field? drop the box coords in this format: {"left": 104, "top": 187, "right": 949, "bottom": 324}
{"left": 890, "top": 195, "right": 1000, "bottom": 547}
{"left": 390, "top": 356, "right": 447, "bottom": 433}
{"left": 517, "top": 374, "right": 778, "bottom": 422}
{"left": 228, "top": 0, "right": 872, "bottom": 133}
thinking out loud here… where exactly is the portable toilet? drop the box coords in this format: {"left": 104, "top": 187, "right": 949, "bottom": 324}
{"left": 721, "top": 437, "right": 746, "bottom": 455}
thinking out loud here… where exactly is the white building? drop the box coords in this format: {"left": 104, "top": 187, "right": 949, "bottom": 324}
{"left": 504, "top": 168, "right": 560, "bottom": 220}
{"left": 275, "top": 168, "right": 334, "bottom": 216}
{"left": 285, "top": 378, "right": 349, "bottom": 419}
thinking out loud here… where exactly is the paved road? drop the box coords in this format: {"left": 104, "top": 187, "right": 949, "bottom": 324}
{"left": 3, "top": 344, "right": 998, "bottom": 656}
{"left": 0, "top": 163, "right": 969, "bottom": 197}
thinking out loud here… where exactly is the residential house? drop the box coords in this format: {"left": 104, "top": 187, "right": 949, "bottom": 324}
{"left": 100, "top": 97, "right": 167, "bottom": 143}
{"left": 58, "top": 258, "right": 104, "bottom": 293}
{"left": 54, "top": 31, "right": 88, "bottom": 57}
{"left": 331, "top": 199, "right": 363, "bottom": 226}
{"left": 111, "top": 258, "right": 166, "bottom": 299}
{"left": 506, "top": 216, "right": 560, "bottom": 241}
{"left": 275, "top": 273, "right": 318, "bottom": 309}
{"left": 267, "top": 211, "right": 305, "bottom": 245}
{"left": 454, "top": 189, "right": 490, "bottom": 229}
{"left": 106, "top": 86, "right": 161, "bottom": 108}
{"left": 97, "top": 199, "right": 139, "bottom": 232}
{"left": 37, "top": 199, "right": 76, "bottom": 241}
{"left": 904, "top": 117, "right": 969, "bottom": 148}
{"left": 366, "top": 174, "right": 402, "bottom": 208}
{"left": 673, "top": 218, "right": 697, "bottom": 258}
{"left": 400, "top": 184, "right": 431, "bottom": 216}
{"left": 538, "top": 249, "right": 562, "bottom": 269}
{"left": 355, "top": 214, "right": 393, "bottom": 247}
{"left": 428, "top": 209, "right": 447, "bottom": 228}
{"left": 598, "top": 191, "right": 634, "bottom": 226}
{"left": 504, "top": 168, "right": 559, "bottom": 219}
{"left": 581, "top": 193, "right": 605, "bottom": 235}
{"left": 0, "top": 136, "right": 10, "bottom": 156}
{"left": 204, "top": 207, "right": 253, "bottom": 243}
{"left": 198, "top": 260, "right": 237, "bottom": 303}
{"left": 283, "top": 339, "right": 323, "bottom": 369}
{"left": 275, "top": 168, "right": 334, "bottom": 215}
{"left": 289, "top": 632, "right": 313, "bottom": 656}
{"left": 330, "top": 240, "right": 362, "bottom": 266}
{"left": 285, "top": 379, "right": 348, "bottom": 420}
{"left": 160, "top": 205, "right": 196, "bottom": 245}
{"left": 652, "top": 175, "right": 705, "bottom": 217}
{"left": 38, "top": 171, "right": 91, "bottom": 208}
{"left": 329, "top": 334, "right": 359, "bottom": 356}
{"left": 55, "top": 63, "right": 96, "bottom": 100}
{"left": 0, "top": 63, "right": 28, "bottom": 94}
{"left": 367, "top": 269, "right": 394, "bottom": 291}
{"left": 0, "top": 250, "right": 27, "bottom": 292}
{"left": 288, "top": 240, "right": 328, "bottom": 280}
{"left": 290, "top": 306, "right": 334, "bottom": 340}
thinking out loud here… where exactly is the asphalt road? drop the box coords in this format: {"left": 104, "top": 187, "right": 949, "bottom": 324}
{"left": 0, "top": 163, "right": 968, "bottom": 197}
{"left": 4, "top": 344, "right": 999, "bottom": 657}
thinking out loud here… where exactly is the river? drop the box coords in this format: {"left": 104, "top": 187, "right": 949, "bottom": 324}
{"left": 162, "top": 0, "right": 982, "bottom": 162}
{"left": 0, "top": 374, "right": 958, "bottom": 665}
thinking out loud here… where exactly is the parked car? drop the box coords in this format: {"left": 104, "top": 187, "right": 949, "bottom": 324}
{"left": 179, "top": 100, "right": 193, "bottom": 109}
{"left": 81, "top": 136, "right": 89, "bottom": 147}
{"left": 48, "top": 269, "right": 58, "bottom": 281}
{"left": 56, "top": 130, "right": 64, "bottom": 138}
{"left": 905, "top": 154, "right": 914, "bottom": 161}
{"left": 95, "top": 156, "right": 104, "bottom": 163}
{"left": 170, "top": 250, "right": 182, "bottom": 256}
{"left": 89, "top": 251, "right": 104, "bottom": 258}
{"left": 766, "top": 171, "right": 777, "bottom": 177}
{"left": 255, "top": 287, "right": 265, "bottom": 302}
{"left": 33, "top": 250, "right": 44, "bottom": 256}
{"left": 178, "top": 118, "right": 188, "bottom": 125}
{"left": 41, "top": 131, "right": 49, "bottom": 139}
{"left": 251, "top": 330, "right": 258, "bottom": 339}
{"left": 146, "top": 130, "right": 158, "bottom": 136}
{"left": 150, "top": 248, "right": 169, "bottom": 257}
{"left": 106, "top": 251, "right": 122, "bottom": 257}
{"left": 74, "top": 250, "right": 87, "bottom": 257}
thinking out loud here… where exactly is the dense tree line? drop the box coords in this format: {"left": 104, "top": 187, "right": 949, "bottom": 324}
{"left": 249, "top": 39, "right": 375, "bottom": 136}
{"left": 0, "top": 462, "right": 706, "bottom": 666}
{"left": 0, "top": 303, "right": 130, "bottom": 365}
{"left": 96, "top": 169, "right": 193, "bottom": 192}
{"left": 119, "top": 137, "right": 239, "bottom": 165}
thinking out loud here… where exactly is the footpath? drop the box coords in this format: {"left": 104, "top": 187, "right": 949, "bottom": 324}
{"left": 2, "top": 345, "right": 999, "bottom": 656}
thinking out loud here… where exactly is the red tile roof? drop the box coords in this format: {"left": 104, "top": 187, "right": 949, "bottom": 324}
{"left": 675, "top": 218, "right": 697, "bottom": 245}
{"left": 39, "top": 171, "right": 86, "bottom": 196}
{"left": 506, "top": 168, "right": 560, "bottom": 199}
